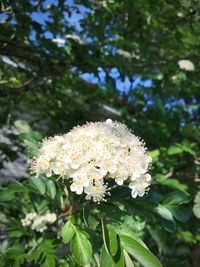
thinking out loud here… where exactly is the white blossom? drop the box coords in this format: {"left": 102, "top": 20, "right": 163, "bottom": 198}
{"left": 177, "top": 12, "right": 184, "bottom": 17}
{"left": 178, "top": 59, "right": 195, "bottom": 71}
{"left": 31, "top": 119, "right": 152, "bottom": 201}
{"left": 70, "top": 175, "right": 90, "bottom": 195}
{"left": 129, "top": 174, "right": 151, "bottom": 198}
{"left": 21, "top": 212, "right": 56, "bottom": 232}
{"left": 85, "top": 180, "right": 108, "bottom": 203}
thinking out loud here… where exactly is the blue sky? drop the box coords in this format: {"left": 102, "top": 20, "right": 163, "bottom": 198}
{"left": 0, "top": 0, "right": 151, "bottom": 93}
{"left": 4, "top": 0, "right": 195, "bottom": 113}
{"left": 21, "top": 0, "right": 153, "bottom": 95}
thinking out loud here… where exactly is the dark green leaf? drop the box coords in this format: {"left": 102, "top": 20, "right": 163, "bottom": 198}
{"left": 0, "top": 190, "right": 15, "bottom": 202}
{"left": 159, "top": 218, "right": 176, "bottom": 233}
{"left": 46, "top": 180, "right": 56, "bottom": 199}
{"left": 169, "top": 206, "right": 192, "bottom": 222}
{"left": 155, "top": 175, "right": 188, "bottom": 194}
{"left": 7, "top": 182, "right": 27, "bottom": 193}
{"left": 8, "top": 230, "right": 24, "bottom": 238}
{"left": 29, "top": 177, "right": 46, "bottom": 194}
{"left": 162, "top": 191, "right": 190, "bottom": 207}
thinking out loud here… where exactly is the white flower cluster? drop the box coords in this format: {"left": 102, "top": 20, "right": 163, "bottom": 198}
{"left": 31, "top": 119, "right": 152, "bottom": 202}
{"left": 178, "top": 59, "right": 195, "bottom": 71}
{"left": 21, "top": 212, "right": 56, "bottom": 232}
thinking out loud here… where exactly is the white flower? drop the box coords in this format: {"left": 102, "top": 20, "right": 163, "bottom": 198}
{"left": 85, "top": 180, "right": 108, "bottom": 202}
{"left": 178, "top": 59, "right": 195, "bottom": 71}
{"left": 21, "top": 212, "right": 37, "bottom": 226}
{"left": 129, "top": 174, "right": 151, "bottom": 198}
{"left": 115, "top": 176, "right": 127, "bottom": 185}
{"left": 44, "top": 213, "right": 57, "bottom": 223}
{"left": 31, "top": 216, "right": 47, "bottom": 232}
{"left": 177, "top": 12, "right": 184, "bottom": 17}
{"left": 70, "top": 175, "right": 89, "bottom": 194}
{"left": 31, "top": 119, "right": 152, "bottom": 201}
{"left": 21, "top": 219, "right": 30, "bottom": 227}
{"left": 21, "top": 212, "right": 57, "bottom": 232}
{"left": 26, "top": 212, "right": 37, "bottom": 220}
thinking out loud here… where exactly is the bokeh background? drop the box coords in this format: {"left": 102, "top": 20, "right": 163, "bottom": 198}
{"left": 0, "top": 0, "right": 200, "bottom": 266}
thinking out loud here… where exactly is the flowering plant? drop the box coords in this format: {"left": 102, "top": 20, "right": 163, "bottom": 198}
{"left": 0, "top": 120, "right": 192, "bottom": 267}
{"left": 28, "top": 119, "right": 160, "bottom": 266}
{"left": 31, "top": 119, "right": 152, "bottom": 202}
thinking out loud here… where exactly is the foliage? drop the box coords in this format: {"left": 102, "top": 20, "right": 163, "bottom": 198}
{"left": 0, "top": 0, "right": 200, "bottom": 266}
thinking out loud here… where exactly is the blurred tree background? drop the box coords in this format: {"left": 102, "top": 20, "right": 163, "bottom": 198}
{"left": 0, "top": 0, "right": 200, "bottom": 266}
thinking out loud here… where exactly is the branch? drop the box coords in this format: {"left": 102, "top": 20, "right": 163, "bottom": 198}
{"left": 33, "top": 0, "right": 42, "bottom": 8}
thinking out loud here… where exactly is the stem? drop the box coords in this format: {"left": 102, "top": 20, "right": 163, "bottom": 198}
{"left": 100, "top": 218, "right": 110, "bottom": 256}
{"left": 83, "top": 203, "right": 89, "bottom": 227}
{"left": 94, "top": 253, "right": 100, "bottom": 267}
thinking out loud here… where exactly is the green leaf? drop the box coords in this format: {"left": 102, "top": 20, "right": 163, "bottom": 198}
{"left": 193, "top": 191, "right": 200, "bottom": 219}
{"left": 87, "top": 214, "right": 99, "bottom": 229}
{"left": 41, "top": 255, "right": 55, "bottom": 267}
{"left": 61, "top": 221, "right": 75, "bottom": 244}
{"left": 115, "top": 245, "right": 125, "bottom": 267}
{"left": 7, "top": 181, "right": 27, "bottom": 192}
{"left": 107, "top": 224, "right": 118, "bottom": 256}
{"left": 155, "top": 204, "right": 173, "bottom": 221}
{"left": 114, "top": 224, "right": 147, "bottom": 249}
{"left": 167, "top": 145, "right": 183, "bottom": 155}
{"left": 161, "top": 191, "right": 190, "bottom": 207}
{"left": 16, "top": 124, "right": 40, "bottom": 156}
{"left": 180, "top": 141, "right": 196, "bottom": 156}
{"left": 155, "top": 175, "right": 188, "bottom": 194}
{"left": 120, "top": 235, "right": 162, "bottom": 267}
{"left": 194, "top": 191, "right": 200, "bottom": 205}
{"left": 100, "top": 245, "right": 125, "bottom": 267}
{"left": 29, "top": 177, "right": 46, "bottom": 194}
{"left": 144, "top": 191, "right": 164, "bottom": 204}
{"left": 169, "top": 206, "right": 191, "bottom": 222}
{"left": 0, "top": 190, "right": 15, "bottom": 202}
{"left": 193, "top": 204, "right": 200, "bottom": 219}
{"left": 71, "top": 230, "right": 92, "bottom": 265}
{"left": 100, "top": 246, "right": 116, "bottom": 267}
{"left": 147, "top": 226, "right": 170, "bottom": 254}
{"left": 46, "top": 180, "right": 56, "bottom": 199}
{"left": 33, "top": 131, "right": 43, "bottom": 141}
{"left": 14, "top": 120, "right": 32, "bottom": 133}
{"left": 83, "top": 203, "right": 99, "bottom": 229}
{"left": 19, "top": 133, "right": 38, "bottom": 145}
{"left": 159, "top": 218, "right": 176, "bottom": 233}
{"left": 163, "top": 179, "right": 188, "bottom": 194}
{"left": 148, "top": 149, "right": 160, "bottom": 161}
{"left": 8, "top": 230, "right": 24, "bottom": 238}
{"left": 95, "top": 203, "right": 128, "bottom": 222}
{"left": 177, "top": 231, "right": 196, "bottom": 245}
{"left": 123, "top": 249, "right": 135, "bottom": 267}
{"left": 22, "top": 138, "right": 39, "bottom": 156}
